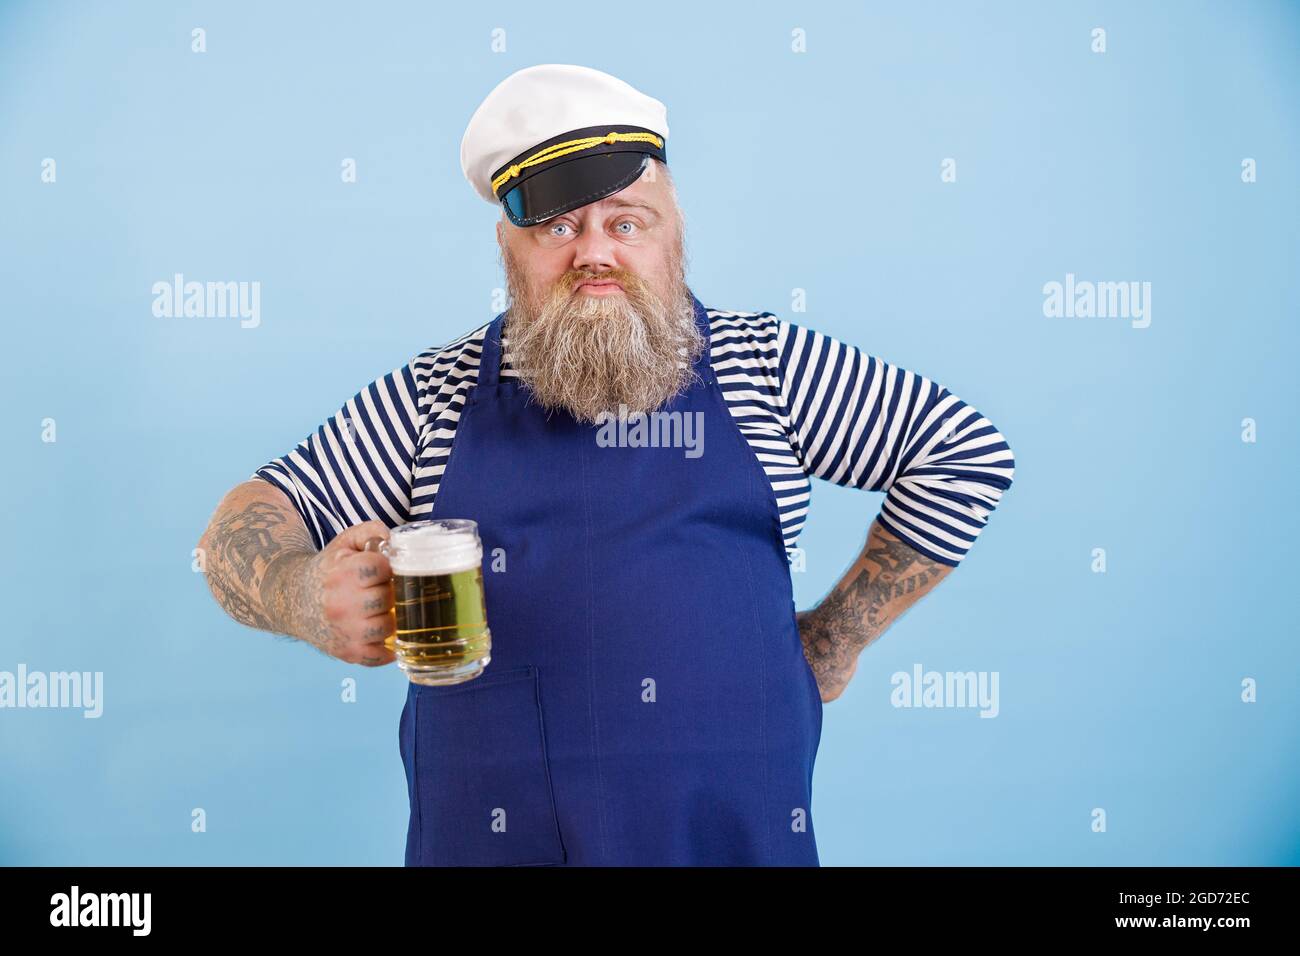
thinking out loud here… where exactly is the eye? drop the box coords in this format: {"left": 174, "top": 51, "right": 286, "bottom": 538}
{"left": 547, "top": 221, "right": 574, "bottom": 238}
{"left": 614, "top": 219, "right": 640, "bottom": 236}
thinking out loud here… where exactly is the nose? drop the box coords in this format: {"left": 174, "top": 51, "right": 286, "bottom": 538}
{"left": 570, "top": 218, "right": 620, "bottom": 275}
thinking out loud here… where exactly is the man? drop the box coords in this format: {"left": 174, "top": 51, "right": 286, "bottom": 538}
{"left": 197, "top": 64, "right": 1015, "bottom": 866}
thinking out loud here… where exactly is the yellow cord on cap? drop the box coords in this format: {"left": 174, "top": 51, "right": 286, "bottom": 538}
{"left": 491, "top": 130, "right": 663, "bottom": 196}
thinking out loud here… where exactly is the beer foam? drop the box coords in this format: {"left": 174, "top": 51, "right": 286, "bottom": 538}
{"left": 388, "top": 520, "right": 482, "bottom": 575}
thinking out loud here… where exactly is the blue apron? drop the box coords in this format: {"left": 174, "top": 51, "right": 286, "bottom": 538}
{"left": 397, "top": 291, "right": 823, "bottom": 866}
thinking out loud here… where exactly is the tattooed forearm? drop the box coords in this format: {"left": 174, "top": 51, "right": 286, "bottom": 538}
{"left": 797, "top": 520, "right": 953, "bottom": 702}
{"left": 198, "top": 481, "right": 318, "bottom": 638}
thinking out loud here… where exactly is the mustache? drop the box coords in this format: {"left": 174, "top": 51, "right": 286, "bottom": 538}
{"left": 557, "top": 268, "right": 638, "bottom": 295}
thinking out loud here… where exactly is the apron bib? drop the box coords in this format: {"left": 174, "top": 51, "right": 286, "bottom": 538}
{"left": 397, "top": 291, "right": 823, "bottom": 865}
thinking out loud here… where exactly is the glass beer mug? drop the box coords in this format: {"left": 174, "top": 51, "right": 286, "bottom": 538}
{"left": 370, "top": 519, "right": 492, "bottom": 686}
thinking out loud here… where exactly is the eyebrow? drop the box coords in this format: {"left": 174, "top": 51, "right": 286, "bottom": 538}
{"left": 533, "top": 198, "right": 662, "bottom": 230}
{"left": 584, "top": 198, "right": 663, "bottom": 221}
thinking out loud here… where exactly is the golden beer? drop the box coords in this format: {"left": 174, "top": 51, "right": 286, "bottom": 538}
{"left": 380, "top": 519, "right": 491, "bottom": 686}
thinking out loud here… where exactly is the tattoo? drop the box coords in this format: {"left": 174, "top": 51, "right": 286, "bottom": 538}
{"left": 798, "top": 523, "right": 950, "bottom": 702}
{"left": 855, "top": 533, "right": 946, "bottom": 633}
{"left": 201, "top": 483, "right": 394, "bottom": 665}
{"left": 282, "top": 547, "right": 342, "bottom": 655}
{"left": 201, "top": 488, "right": 317, "bottom": 637}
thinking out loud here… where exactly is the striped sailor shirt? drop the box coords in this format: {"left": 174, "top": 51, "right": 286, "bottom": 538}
{"left": 252, "top": 307, "right": 1015, "bottom": 567}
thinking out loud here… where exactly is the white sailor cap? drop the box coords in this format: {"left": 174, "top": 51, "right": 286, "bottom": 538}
{"left": 460, "top": 64, "right": 669, "bottom": 227}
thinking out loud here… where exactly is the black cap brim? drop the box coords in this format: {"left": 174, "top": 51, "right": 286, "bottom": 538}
{"left": 499, "top": 151, "right": 651, "bottom": 227}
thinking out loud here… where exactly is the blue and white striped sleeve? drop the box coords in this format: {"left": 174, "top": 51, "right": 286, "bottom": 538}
{"left": 250, "top": 360, "right": 429, "bottom": 551}
{"left": 776, "top": 319, "right": 1015, "bottom": 566}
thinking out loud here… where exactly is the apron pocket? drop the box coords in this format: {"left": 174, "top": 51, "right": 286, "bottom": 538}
{"left": 410, "top": 664, "right": 566, "bottom": 866}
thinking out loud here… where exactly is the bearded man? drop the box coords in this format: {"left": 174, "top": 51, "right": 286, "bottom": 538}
{"left": 196, "top": 64, "right": 1016, "bottom": 867}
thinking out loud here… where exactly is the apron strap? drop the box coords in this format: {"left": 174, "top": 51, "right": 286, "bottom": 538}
{"left": 688, "top": 291, "right": 715, "bottom": 386}
{"left": 478, "top": 313, "right": 507, "bottom": 390}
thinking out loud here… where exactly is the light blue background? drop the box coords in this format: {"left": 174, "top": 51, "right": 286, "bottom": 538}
{"left": 2, "top": 0, "right": 1297, "bottom": 865}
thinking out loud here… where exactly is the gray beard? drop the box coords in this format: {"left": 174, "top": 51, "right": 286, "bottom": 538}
{"left": 502, "top": 264, "right": 706, "bottom": 424}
